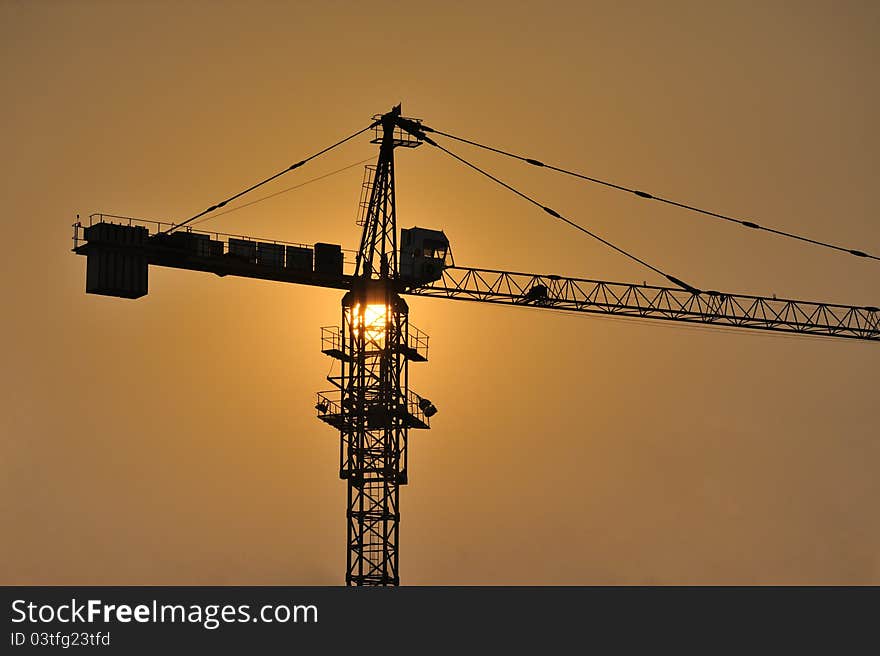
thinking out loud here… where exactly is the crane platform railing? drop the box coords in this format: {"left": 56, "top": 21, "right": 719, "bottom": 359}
{"left": 321, "top": 324, "right": 429, "bottom": 362}
{"left": 72, "top": 213, "right": 359, "bottom": 272}
{"left": 315, "top": 389, "right": 431, "bottom": 430}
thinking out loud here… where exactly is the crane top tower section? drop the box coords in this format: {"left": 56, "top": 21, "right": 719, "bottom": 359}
{"left": 354, "top": 105, "right": 424, "bottom": 283}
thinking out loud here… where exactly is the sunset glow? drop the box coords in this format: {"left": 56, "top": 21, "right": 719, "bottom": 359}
{"left": 4, "top": 1, "right": 877, "bottom": 589}
{"left": 350, "top": 303, "right": 388, "bottom": 344}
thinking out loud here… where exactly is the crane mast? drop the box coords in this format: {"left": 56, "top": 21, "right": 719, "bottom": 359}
{"left": 318, "top": 106, "right": 430, "bottom": 585}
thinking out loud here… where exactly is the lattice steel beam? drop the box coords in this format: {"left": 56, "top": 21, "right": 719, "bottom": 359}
{"left": 406, "top": 267, "right": 880, "bottom": 341}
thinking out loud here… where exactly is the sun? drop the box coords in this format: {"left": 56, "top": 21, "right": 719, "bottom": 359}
{"left": 349, "top": 303, "right": 388, "bottom": 343}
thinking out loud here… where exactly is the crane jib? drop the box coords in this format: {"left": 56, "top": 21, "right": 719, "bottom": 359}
{"left": 72, "top": 219, "right": 879, "bottom": 342}
{"left": 405, "top": 267, "right": 880, "bottom": 341}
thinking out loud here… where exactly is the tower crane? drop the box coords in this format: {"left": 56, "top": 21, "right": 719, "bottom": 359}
{"left": 71, "top": 105, "right": 880, "bottom": 586}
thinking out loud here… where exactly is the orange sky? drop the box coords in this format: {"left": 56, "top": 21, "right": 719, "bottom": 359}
{"left": 2, "top": 1, "right": 878, "bottom": 584}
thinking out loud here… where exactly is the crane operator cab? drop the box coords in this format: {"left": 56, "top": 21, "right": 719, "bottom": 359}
{"left": 399, "top": 227, "right": 452, "bottom": 286}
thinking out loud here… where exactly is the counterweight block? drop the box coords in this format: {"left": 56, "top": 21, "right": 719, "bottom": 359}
{"left": 83, "top": 222, "right": 149, "bottom": 299}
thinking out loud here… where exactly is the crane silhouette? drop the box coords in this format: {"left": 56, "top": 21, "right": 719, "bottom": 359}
{"left": 71, "top": 105, "right": 879, "bottom": 586}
